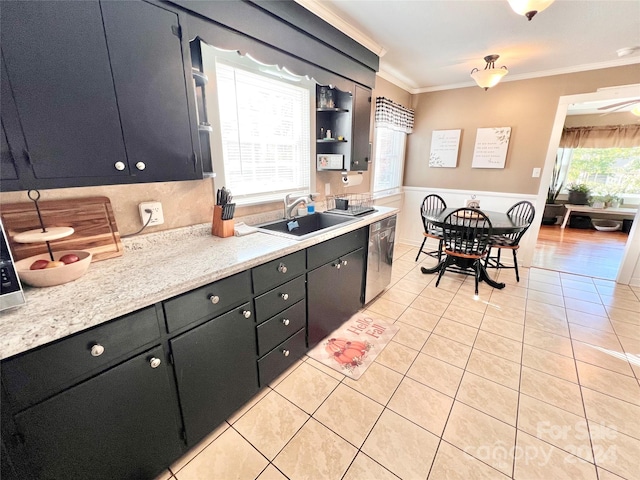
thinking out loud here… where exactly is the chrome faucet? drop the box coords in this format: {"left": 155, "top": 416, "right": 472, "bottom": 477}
{"left": 284, "top": 193, "right": 315, "bottom": 219}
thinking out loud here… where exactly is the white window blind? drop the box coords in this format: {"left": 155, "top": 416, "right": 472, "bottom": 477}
{"left": 372, "top": 126, "right": 406, "bottom": 194}
{"left": 215, "top": 61, "right": 311, "bottom": 203}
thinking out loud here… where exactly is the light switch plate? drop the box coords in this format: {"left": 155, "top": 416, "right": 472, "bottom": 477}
{"left": 532, "top": 168, "right": 541, "bottom": 178}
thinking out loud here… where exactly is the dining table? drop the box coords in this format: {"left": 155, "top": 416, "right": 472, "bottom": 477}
{"left": 419, "top": 208, "right": 530, "bottom": 289}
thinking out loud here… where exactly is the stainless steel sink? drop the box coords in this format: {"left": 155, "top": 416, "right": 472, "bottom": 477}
{"left": 255, "top": 212, "right": 358, "bottom": 240}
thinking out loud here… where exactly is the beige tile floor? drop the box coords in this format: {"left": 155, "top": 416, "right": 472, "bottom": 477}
{"left": 158, "top": 243, "right": 640, "bottom": 480}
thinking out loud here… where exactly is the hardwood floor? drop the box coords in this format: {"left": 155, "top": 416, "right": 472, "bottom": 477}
{"left": 532, "top": 224, "right": 630, "bottom": 280}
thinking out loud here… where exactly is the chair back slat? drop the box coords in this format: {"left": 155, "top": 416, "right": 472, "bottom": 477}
{"left": 420, "top": 194, "right": 446, "bottom": 233}
{"left": 504, "top": 201, "right": 536, "bottom": 243}
{"left": 442, "top": 208, "right": 493, "bottom": 257}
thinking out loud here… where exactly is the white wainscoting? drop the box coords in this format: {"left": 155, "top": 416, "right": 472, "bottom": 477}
{"left": 399, "top": 187, "right": 538, "bottom": 267}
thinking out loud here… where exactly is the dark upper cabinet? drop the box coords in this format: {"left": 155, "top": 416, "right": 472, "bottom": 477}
{"left": 0, "top": 0, "right": 201, "bottom": 190}
{"left": 101, "top": 0, "right": 199, "bottom": 182}
{"left": 351, "top": 84, "right": 372, "bottom": 171}
{"left": 1, "top": 1, "right": 129, "bottom": 182}
{"left": 1, "top": 123, "right": 18, "bottom": 181}
{"left": 315, "top": 83, "right": 371, "bottom": 172}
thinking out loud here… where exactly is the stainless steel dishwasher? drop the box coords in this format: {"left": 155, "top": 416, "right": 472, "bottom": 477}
{"left": 365, "top": 214, "right": 397, "bottom": 304}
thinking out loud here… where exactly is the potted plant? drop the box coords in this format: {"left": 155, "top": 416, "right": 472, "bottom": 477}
{"left": 542, "top": 156, "right": 566, "bottom": 225}
{"left": 567, "top": 183, "right": 591, "bottom": 205}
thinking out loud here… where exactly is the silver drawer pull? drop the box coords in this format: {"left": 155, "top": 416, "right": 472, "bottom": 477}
{"left": 114, "top": 161, "right": 126, "bottom": 171}
{"left": 242, "top": 310, "right": 252, "bottom": 319}
{"left": 90, "top": 344, "right": 105, "bottom": 357}
{"left": 282, "top": 318, "right": 290, "bottom": 326}
{"left": 278, "top": 263, "right": 287, "bottom": 274}
{"left": 208, "top": 295, "right": 220, "bottom": 304}
{"left": 281, "top": 293, "right": 289, "bottom": 301}
{"left": 282, "top": 349, "right": 290, "bottom": 357}
{"left": 135, "top": 161, "right": 146, "bottom": 171}
{"left": 149, "top": 357, "right": 162, "bottom": 369}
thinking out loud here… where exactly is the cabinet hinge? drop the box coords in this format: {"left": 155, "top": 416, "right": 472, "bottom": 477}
{"left": 171, "top": 24, "right": 182, "bottom": 39}
{"left": 168, "top": 352, "right": 175, "bottom": 365}
{"left": 192, "top": 151, "right": 198, "bottom": 169}
{"left": 23, "top": 149, "right": 32, "bottom": 166}
{"left": 180, "top": 428, "right": 187, "bottom": 442}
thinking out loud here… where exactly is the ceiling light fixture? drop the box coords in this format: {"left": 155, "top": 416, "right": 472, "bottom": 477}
{"left": 508, "top": 0, "right": 555, "bottom": 21}
{"left": 470, "top": 55, "right": 509, "bottom": 90}
{"left": 631, "top": 105, "right": 640, "bottom": 117}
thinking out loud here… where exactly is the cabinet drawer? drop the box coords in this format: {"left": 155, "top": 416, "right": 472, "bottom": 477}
{"left": 254, "top": 275, "right": 305, "bottom": 324}
{"left": 258, "top": 328, "right": 307, "bottom": 387}
{"left": 307, "top": 227, "right": 366, "bottom": 270}
{"left": 256, "top": 300, "right": 306, "bottom": 357}
{"left": 1, "top": 306, "right": 160, "bottom": 411}
{"left": 252, "top": 250, "right": 305, "bottom": 295}
{"left": 163, "top": 270, "right": 252, "bottom": 332}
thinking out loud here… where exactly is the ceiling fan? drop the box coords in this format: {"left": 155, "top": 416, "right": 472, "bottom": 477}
{"left": 597, "top": 98, "right": 640, "bottom": 116}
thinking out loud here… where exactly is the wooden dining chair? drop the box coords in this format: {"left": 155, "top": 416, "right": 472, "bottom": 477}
{"left": 436, "top": 208, "right": 493, "bottom": 295}
{"left": 484, "top": 200, "right": 535, "bottom": 282}
{"left": 415, "top": 194, "right": 447, "bottom": 262}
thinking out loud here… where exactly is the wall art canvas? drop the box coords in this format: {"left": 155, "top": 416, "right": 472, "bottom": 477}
{"left": 472, "top": 127, "right": 511, "bottom": 169}
{"left": 429, "top": 129, "right": 461, "bottom": 168}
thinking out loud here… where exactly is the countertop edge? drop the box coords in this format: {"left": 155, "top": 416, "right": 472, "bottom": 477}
{"left": 0, "top": 207, "right": 398, "bottom": 360}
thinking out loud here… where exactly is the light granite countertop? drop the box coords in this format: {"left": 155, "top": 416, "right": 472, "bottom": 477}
{"left": 0, "top": 207, "right": 398, "bottom": 360}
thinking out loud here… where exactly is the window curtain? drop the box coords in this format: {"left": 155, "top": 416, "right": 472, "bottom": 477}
{"left": 375, "top": 97, "right": 414, "bottom": 134}
{"left": 559, "top": 125, "right": 640, "bottom": 148}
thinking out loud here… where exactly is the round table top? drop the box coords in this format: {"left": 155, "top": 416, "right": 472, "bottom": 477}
{"left": 423, "top": 208, "right": 529, "bottom": 235}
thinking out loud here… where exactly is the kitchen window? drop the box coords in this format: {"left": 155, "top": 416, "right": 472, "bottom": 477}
{"left": 371, "top": 97, "right": 414, "bottom": 195}
{"left": 372, "top": 126, "right": 406, "bottom": 194}
{"left": 203, "top": 45, "right": 315, "bottom": 205}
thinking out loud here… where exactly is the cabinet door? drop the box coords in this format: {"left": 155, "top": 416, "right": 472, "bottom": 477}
{"left": 101, "top": 1, "right": 200, "bottom": 182}
{"left": 350, "top": 84, "right": 372, "bottom": 171}
{"left": 307, "top": 248, "right": 365, "bottom": 348}
{"left": 14, "top": 346, "right": 182, "bottom": 480}
{"left": 170, "top": 302, "right": 259, "bottom": 446}
{"left": 0, "top": 1, "right": 129, "bottom": 180}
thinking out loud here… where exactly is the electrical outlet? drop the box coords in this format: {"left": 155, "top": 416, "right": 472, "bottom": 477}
{"left": 139, "top": 202, "right": 164, "bottom": 226}
{"left": 325, "top": 183, "right": 331, "bottom": 195}
{"left": 532, "top": 167, "right": 541, "bottom": 178}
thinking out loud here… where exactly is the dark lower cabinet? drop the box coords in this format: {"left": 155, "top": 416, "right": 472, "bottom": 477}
{"left": 307, "top": 247, "right": 365, "bottom": 347}
{"left": 170, "top": 302, "right": 259, "bottom": 446}
{"left": 12, "top": 346, "right": 182, "bottom": 480}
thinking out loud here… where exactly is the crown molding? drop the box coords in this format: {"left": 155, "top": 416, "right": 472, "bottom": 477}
{"left": 376, "top": 70, "right": 414, "bottom": 93}
{"left": 294, "top": 0, "right": 387, "bottom": 57}
{"left": 414, "top": 56, "right": 640, "bottom": 93}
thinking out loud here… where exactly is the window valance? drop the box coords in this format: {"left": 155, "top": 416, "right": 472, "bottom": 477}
{"left": 375, "top": 97, "right": 414, "bottom": 134}
{"left": 560, "top": 125, "right": 640, "bottom": 148}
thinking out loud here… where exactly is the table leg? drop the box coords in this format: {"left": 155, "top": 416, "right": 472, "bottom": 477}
{"left": 421, "top": 262, "right": 443, "bottom": 274}
{"left": 478, "top": 262, "right": 505, "bottom": 289}
{"left": 560, "top": 207, "right": 572, "bottom": 229}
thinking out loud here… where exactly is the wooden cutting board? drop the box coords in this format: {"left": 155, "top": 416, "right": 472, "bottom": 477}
{"left": 1, "top": 196, "right": 123, "bottom": 262}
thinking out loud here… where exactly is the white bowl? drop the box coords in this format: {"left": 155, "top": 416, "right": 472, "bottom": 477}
{"left": 15, "top": 250, "right": 92, "bottom": 287}
{"left": 592, "top": 220, "right": 621, "bottom": 232}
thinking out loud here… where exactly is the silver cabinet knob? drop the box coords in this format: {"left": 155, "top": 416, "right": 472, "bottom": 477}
{"left": 149, "top": 357, "right": 161, "bottom": 369}
{"left": 208, "top": 295, "right": 220, "bottom": 304}
{"left": 90, "top": 344, "right": 105, "bottom": 357}
{"left": 281, "top": 293, "right": 289, "bottom": 300}
{"left": 242, "top": 310, "right": 252, "bottom": 318}
{"left": 135, "top": 161, "right": 146, "bottom": 171}
{"left": 282, "top": 318, "right": 290, "bottom": 326}
{"left": 114, "top": 161, "right": 126, "bottom": 171}
{"left": 278, "top": 263, "right": 287, "bottom": 274}
{"left": 334, "top": 263, "right": 341, "bottom": 269}
{"left": 342, "top": 260, "right": 348, "bottom": 266}
{"left": 282, "top": 349, "right": 290, "bottom": 357}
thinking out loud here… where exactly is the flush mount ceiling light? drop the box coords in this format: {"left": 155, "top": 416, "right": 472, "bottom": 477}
{"left": 470, "top": 55, "right": 509, "bottom": 90}
{"left": 508, "top": 0, "right": 555, "bottom": 20}
{"left": 631, "top": 105, "right": 640, "bottom": 117}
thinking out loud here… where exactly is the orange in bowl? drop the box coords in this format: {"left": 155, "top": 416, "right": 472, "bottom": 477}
{"left": 15, "top": 250, "right": 92, "bottom": 288}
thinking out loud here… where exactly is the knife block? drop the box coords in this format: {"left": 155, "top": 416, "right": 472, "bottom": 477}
{"left": 212, "top": 205, "right": 234, "bottom": 238}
